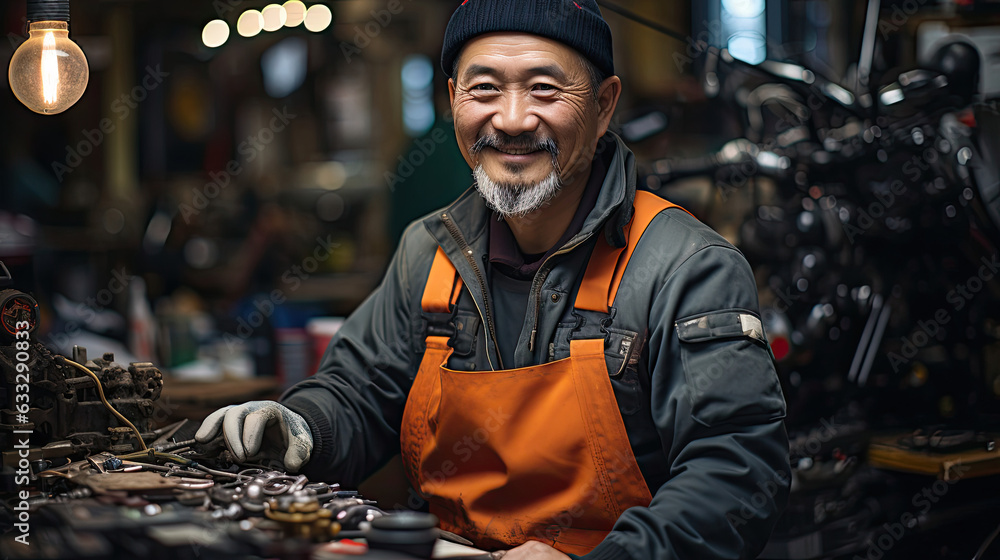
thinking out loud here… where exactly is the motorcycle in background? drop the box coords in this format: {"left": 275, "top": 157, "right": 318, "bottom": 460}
{"left": 643, "top": 39, "right": 1000, "bottom": 559}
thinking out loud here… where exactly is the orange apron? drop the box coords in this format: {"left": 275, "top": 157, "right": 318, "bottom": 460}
{"left": 401, "top": 192, "right": 689, "bottom": 554}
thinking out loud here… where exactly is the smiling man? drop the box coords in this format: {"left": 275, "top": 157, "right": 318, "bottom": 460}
{"left": 196, "top": 1, "right": 790, "bottom": 558}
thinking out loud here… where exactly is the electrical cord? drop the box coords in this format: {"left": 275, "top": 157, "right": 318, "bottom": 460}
{"left": 118, "top": 449, "right": 201, "bottom": 466}
{"left": 117, "top": 449, "right": 241, "bottom": 479}
{"left": 595, "top": 1, "right": 686, "bottom": 43}
{"left": 972, "top": 519, "right": 1000, "bottom": 560}
{"left": 60, "top": 356, "right": 147, "bottom": 450}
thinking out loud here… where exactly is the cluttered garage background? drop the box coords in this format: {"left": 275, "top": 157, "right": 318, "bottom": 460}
{"left": 2, "top": 0, "right": 1000, "bottom": 558}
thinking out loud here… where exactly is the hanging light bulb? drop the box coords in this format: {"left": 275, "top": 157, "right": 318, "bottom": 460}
{"left": 8, "top": 0, "right": 89, "bottom": 115}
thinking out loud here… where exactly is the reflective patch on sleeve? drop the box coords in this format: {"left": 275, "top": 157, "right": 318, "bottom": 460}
{"left": 739, "top": 313, "right": 764, "bottom": 344}
{"left": 675, "top": 310, "right": 768, "bottom": 347}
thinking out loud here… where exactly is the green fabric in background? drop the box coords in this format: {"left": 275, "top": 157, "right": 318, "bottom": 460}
{"left": 387, "top": 117, "right": 471, "bottom": 245}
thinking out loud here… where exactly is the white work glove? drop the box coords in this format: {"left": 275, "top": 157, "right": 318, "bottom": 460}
{"left": 194, "top": 401, "right": 313, "bottom": 472}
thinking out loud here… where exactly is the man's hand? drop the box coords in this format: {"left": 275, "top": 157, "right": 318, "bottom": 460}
{"left": 194, "top": 401, "right": 313, "bottom": 472}
{"left": 490, "top": 541, "right": 571, "bottom": 560}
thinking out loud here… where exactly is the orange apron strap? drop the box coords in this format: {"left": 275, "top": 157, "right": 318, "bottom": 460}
{"left": 575, "top": 191, "right": 694, "bottom": 313}
{"left": 421, "top": 247, "right": 462, "bottom": 314}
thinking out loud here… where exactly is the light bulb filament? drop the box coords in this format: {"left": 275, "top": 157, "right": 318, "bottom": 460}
{"left": 41, "top": 31, "right": 60, "bottom": 105}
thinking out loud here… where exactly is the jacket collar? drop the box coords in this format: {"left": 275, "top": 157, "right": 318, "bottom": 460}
{"left": 423, "top": 131, "right": 637, "bottom": 259}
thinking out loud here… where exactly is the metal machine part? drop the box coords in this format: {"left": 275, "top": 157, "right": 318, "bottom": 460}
{"left": 0, "top": 341, "right": 163, "bottom": 467}
{"left": 265, "top": 490, "right": 342, "bottom": 541}
{"left": 0, "top": 290, "right": 38, "bottom": 339}
{"left": 0, "top": 264, "right": 412, "bottom": 556}
{"left": 0, "top": 262, "right": 39, "bottom": 340}
{"left": 3, "top": 437, "right": 397, "bottom": 555}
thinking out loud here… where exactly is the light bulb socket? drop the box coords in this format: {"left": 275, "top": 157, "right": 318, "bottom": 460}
{"left": 27, "top": 0, "right": 71, "bottom": 23}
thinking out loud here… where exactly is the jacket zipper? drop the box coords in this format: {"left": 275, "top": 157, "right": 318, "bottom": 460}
{"left": 441, "top": 212, "right": 504, "bottom": 370}
{"left": 528, "top": 233, "right": 595, "bottom": 352}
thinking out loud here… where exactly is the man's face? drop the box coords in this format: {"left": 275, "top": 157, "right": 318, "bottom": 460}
{"left": 449, "top": 33, "right": 608, "bottom": 216}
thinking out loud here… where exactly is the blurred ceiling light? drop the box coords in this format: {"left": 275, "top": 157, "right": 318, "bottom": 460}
{"left": 728, "top": 32, "right": 766, "bottom": 65}
{"left": 237, "top": 10, "right": 264, "bottom": 38}
{"left": 262, "top": 37, "right": 308, "bottom": 98}
{"left": 402, "top": 55, "right": 434, "bottom": 89}
{"left": 202, "top": 19, "right": 230, "bottom": 48}
{"left": 317, "top": 161, "right": 347, "bottom": 190}
{"left": 304, "top": 4, "right": 332, "bottom": 33}
{"left": 283, "top": 1, "right": 307, "bottom": 27}
{"left": 402, "top": 55, "right": 435, "bottom": 136}
{"left": 719, "top": 0, "right": 767, "bottom": 66}
{"left": 262, "top": 4, "right": 287, "bottom": 32}
{"left": 722, "top": 0, "right": 765, "bottom": 18}
{"left": 9, "top": 6, "right": 90, "bottom": 115}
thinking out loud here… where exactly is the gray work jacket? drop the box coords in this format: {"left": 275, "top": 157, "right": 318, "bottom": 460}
{"left": 281, "top": 132, "right": 790, "bottom": 559}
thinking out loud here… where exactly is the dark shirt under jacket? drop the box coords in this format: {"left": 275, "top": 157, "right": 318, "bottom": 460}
{"left": 487, "top": 145, "right": 610, "bottom": 367}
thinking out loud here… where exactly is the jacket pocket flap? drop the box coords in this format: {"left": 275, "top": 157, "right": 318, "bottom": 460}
{"left": 675, "top": 310, "right": 785, "bottom": 428}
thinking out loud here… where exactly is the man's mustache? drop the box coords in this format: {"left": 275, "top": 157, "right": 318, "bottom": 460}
{"left": 470, "top": 133, "right": 559, "bottom": 158}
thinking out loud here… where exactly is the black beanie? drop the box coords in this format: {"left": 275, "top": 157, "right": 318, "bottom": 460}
{"left": 441, "top": 0, "right": 614, "bottom": 79}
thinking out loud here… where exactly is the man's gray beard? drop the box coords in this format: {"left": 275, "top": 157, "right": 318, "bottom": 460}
{"left": 473, "top": 165, "right": 562, "bottom": 218}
